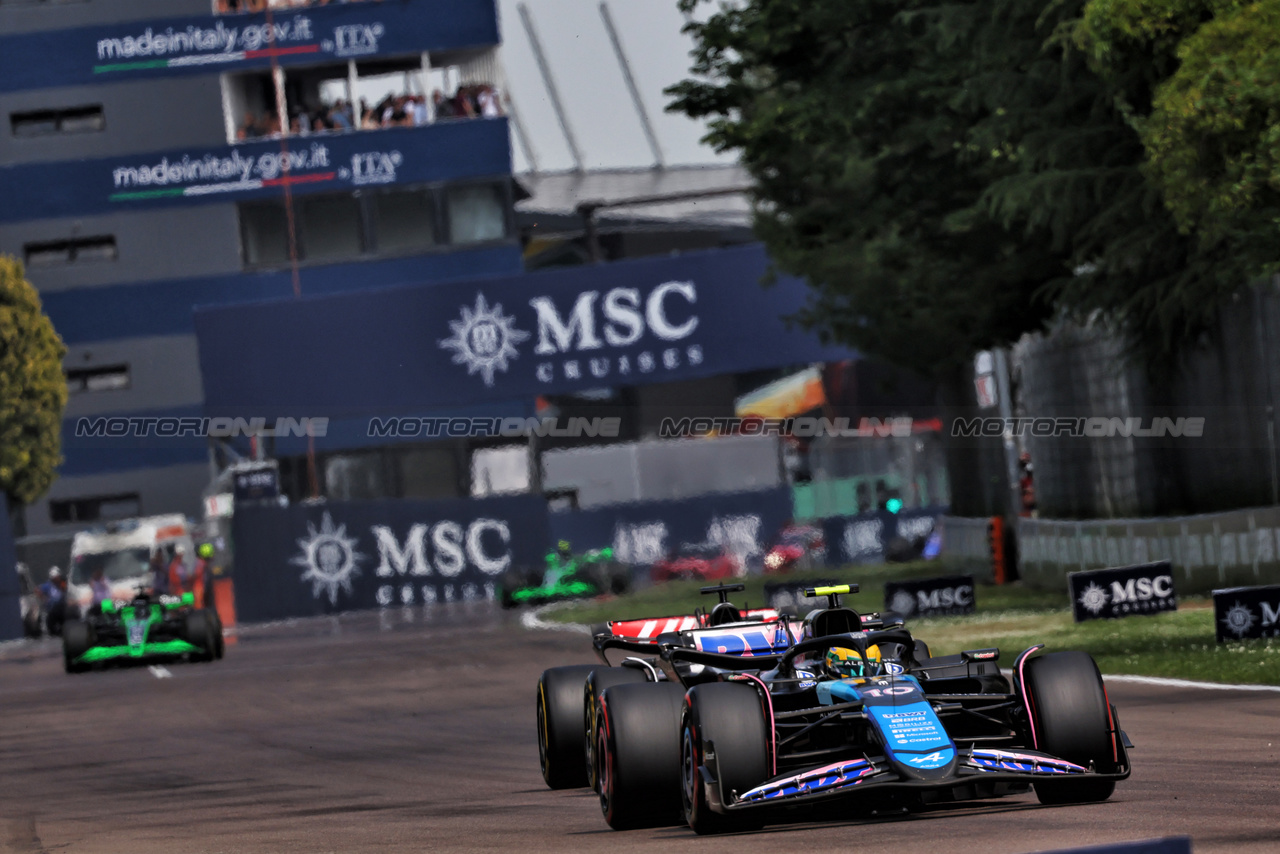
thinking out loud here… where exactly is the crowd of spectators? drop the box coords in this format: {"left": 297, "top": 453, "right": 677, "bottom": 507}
{"left": 217, "top": 0, "right": 381, "bottom": 13}
{"left": 236, "top": 85, "right": 502, "bottom": 140}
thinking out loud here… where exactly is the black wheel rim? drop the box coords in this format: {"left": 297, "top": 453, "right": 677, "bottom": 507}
{"left": 597, "top": 720, "right": 612, "bottom": 817}
{"left": 681, "top": 725, "right": 697, "bottom": 823}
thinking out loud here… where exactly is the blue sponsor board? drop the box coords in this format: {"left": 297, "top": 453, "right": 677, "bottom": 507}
{"left": 1213, "top": 584, "right": 1280, "bottom": 641}
{"left": 230, "top": 494, "right": 548, "bottom": 622}
{"left": 195, "top": 244, "right": 858, "bottom": 413}
{"left": 1, "top": 120, "right": 510, "bottom": 225}
{"left": 883, "top": 575, "right": 975, "bottom": 619}
{"left": 0, "top": 1, "right": 498, "bottom": 93}
{"left": 1069, "top": 560, "right": 1177, "bottom": 623}
{"left": 1036, "top": 839, "right": 1191, "bottom": 854}
{"left": 548, "top": 486, "right": 794, "bottom": 572}
{"left": 822, "top": 507, "right": 945, "bottom": 565}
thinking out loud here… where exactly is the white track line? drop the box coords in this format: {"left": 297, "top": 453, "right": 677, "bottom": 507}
{"left": 1101, "top": 673, "right": 1280, "bottom": 693}
{"left": 148, "top": 665, "right": 172, "bottom": 679}
{"left": 521, "top": 605, "right": 590, "bottom": 634}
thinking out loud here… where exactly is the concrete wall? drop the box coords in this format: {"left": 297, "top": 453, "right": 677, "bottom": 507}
{"left": 0, "top": 77, "right": 225, "bottom": 166}
{"left": 1, "top": 205, "right": 243, "bottom": 292}
{"left": 24, "top": 461, "right": 209, "bottom": 538}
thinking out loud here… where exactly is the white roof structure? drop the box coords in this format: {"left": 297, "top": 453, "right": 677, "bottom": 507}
{"left": 496, "top": 0, "right": 751, "bottom": 226}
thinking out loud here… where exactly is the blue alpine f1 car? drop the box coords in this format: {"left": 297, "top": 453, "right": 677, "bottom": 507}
{"left": 590, "top": 585, "right": 1133, "bottom": 832}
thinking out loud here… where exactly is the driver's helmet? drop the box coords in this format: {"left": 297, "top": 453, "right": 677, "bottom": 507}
{"left": 197, "top": 542, "right": 215, "bottom": 559}
{"left": 825, "top": 644, "right": 883, "bottom": 680}
{"left": 557, "top": 540, "right": 572, "bottom": 558}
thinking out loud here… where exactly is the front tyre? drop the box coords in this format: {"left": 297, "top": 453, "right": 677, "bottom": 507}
{"left": 1023, "top": 651, "right": 1118, "bottom": 805}
{"left": 681, "top": 682, "right": 769, "bottom": 834}
{"left": 62, "top": 620, "right": 94, "bottom": 674}
{"left": 596, "top": 682, "right": 685, "bottom": 829}
{"left": 182, "top": 610, "right": 217, "bottom": 663}
{"left": 537, "top": 665, "right": 597, "bottom": 788}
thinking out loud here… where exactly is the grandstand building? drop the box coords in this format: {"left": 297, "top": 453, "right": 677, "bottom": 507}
{"left": 0, "top": 0, "right": 521, "bottom": 535}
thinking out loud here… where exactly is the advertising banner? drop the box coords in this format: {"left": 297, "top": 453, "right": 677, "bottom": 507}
{"left": 1068, "top": 561, "right": 1178, "bottom": 623}
{"left": 1213, "top": 585, "right": 1280, "bottom": 642}
{"left": 231, "top": 494, "right": 548, "bottom": 622}
{"left": 2, "top": 119, "right": 510, "bottom": 225}
{"left": 0, "top": 2, "right": 498, "bottom": 93}
{"left": 196, "top": 245, "right": 859, "bottom": 412}
{"left": 883, "top": 575, "right": 975, "bottom": 619}
{"left": 548, "top": 487, "right": 795, "bottom": 575}
{"left": 823, "top": 507, "right": 944, "bottom": 565}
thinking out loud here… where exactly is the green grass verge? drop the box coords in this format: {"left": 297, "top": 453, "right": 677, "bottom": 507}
{"left": 542, "top": 563, "right": 1280, "bottom": 685}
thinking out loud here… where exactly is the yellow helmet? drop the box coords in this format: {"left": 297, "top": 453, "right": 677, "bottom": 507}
{"left": 825, "top": 644, "right": 883, "bottom": 679}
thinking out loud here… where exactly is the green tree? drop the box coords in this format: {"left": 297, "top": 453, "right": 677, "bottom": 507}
{"left": 1084, "top": 1, "right": 1280, "bottom": 256}
{"left": 0, "top": 256, "right": 67, "bottom": 506}
{"left": 668, "top": 0, "right": 1259, "bottom": 374}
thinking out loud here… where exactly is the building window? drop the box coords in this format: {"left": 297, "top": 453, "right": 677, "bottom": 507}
{"left": 239, "top": 201, "right": 292, "bottom": 268}
{"left": 50, "top": 493, "right": 140, "bottom": 525}
{"left": 24, "top": 236, "right": 117, "bottom": 267}
{"left": 66, "top": 364, "right": 130, "bottom": 394}
{"left": 298, "top": 194, "right": 364, "bottom": 261}
{"left": 239, "top": 183, "right": 505, "bottom": 268}
{"left": 373, "top": 188, "right": 437, "bottom": 254}
{"left": 10, "top": 105, "right": 104, "bottom": 137}
{"left": 447, "top": 184, "right": 507, "bottom": 244}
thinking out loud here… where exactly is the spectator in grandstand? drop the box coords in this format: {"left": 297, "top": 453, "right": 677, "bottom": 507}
{"left": 477, "top": 85, "right": 502, "bottom": 118}
{"left": 432, "top": 90, "right": 456, "bottom": 120}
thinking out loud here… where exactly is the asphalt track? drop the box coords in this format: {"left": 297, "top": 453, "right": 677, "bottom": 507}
{"left": 0, "top": 604, "right": 1277, "bottom": 853}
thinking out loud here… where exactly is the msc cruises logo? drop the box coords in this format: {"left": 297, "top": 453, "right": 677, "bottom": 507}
{"left": 292, "top": 512, "right": 366, "bottom": 604}
{"left": 438, "top": 294, "right": 530, "bottom": 387}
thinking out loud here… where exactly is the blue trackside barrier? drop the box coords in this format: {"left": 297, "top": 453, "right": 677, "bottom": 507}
{"left": 1028, "top": 837, "right": 1191, "bottom": 854}
{"left": 546, "top": 487, "right": 794, "bottom": 571}
{"left": 230, "top": 494, "right": 550, "bottom": 622}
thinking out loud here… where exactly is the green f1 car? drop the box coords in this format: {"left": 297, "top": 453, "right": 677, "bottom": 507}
{"left": 499, "top": 541, "right": 632, "bottom": 609}
{"left": 62, "top": 592, "right": 224, "bottom": 674}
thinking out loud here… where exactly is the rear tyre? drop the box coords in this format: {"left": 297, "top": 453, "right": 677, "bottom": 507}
{"left": 597, "top": 682, "right": 685, "bottom": 829}
{"left": 585, "top": 666, "right": 649, "bottom": 791}
{"left": 62, "top": 620, "right": 94, "bottom": 674}
{"left": 681, "top": 682, "right": 769, "bottom": 834}
{"left": 537, "top": 665, "right": 597, "bottom": 788}
{"left": 182, "top": 610, "right": 216, "bottom": 663}
{"left": 1023, "top": 651, "right": 1118, "bottom": 805}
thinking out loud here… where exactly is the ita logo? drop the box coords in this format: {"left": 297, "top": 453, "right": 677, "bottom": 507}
{"left": 439, "top": 293, "right": 530, "bottom": 387}
{"left": 292, "top": 512, "right": 366, "bottom": 604}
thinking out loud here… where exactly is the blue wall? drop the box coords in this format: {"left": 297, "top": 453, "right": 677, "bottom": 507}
{"left": 44, "top": 243, "right": 522, "bottom": 346}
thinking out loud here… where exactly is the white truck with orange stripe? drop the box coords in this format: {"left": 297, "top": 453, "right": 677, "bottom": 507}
{"left": 68, "top": 515, "right": 195, "bottom": 615}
